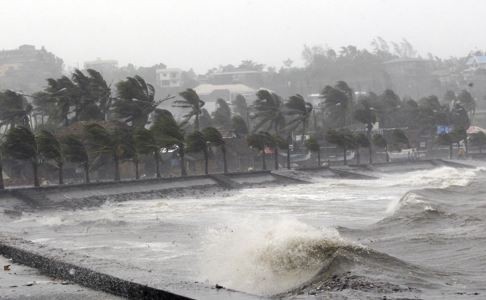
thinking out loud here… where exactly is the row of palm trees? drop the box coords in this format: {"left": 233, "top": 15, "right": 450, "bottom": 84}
{"left": 0, "top": 68, "right": 484, "bottom": 189}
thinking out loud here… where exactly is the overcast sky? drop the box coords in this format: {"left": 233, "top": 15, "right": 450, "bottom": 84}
{"left": 1, "top": 0, "right": 485, "bottom": 73}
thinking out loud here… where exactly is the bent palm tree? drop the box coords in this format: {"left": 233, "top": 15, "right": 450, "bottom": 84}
{"left": 134, "top": 127, "right": 161, "bottom": 178}
{"left": 372, "top": 134, "right": 389, "bottom": 162}
{"left": 247, "top": 131, "right": 272, "bottom": 170}
{"left": 252, "top": 89, "right": 286, "bottom": 135}
{"left": 354, "top": 133, "right": 370, "bottom": 165}
{"left": 203, "top": 127, "right": 227, "bottom": 174}
{"left": 174, "top": 89, "right": 205, "bottom": 131}
{"left": 285, "top": 94, "right": 313, "bottom": 144}
{"left": 4, "top": 126, "right": 40, "bottom": 187}
{"left": 353, "top": 97, "right": 377, "bottom": 163}
{"left": 61, "top": 135, "right": 90, "bottom": 183}
{"left": 151, "top": 110, "right": 187, "bottom": 176}
{"left": 186, "top": 131, "right": 209, "bottom": 175}
{"left": 37, "top": 130, "right": 64, "bottom": 184}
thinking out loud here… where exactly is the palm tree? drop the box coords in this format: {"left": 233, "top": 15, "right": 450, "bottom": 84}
{"left": 252, "top": 89, "right": 286, "bottom": 135}
{"left": 0, "top": 90, "right": 33, "bottom": 132}
{"left": 232, "top": 94, "right": 250, "bottom": 130}
{"left": 285, "top": 94, "right": 313, "bottom": 144}
{"left": 391, "top": 129, "right": 409, "bottom": 150}
{"left": 305, "top": 136, "right": 321, "bottom": 167}
{"left": 84, "top": 123, "right": 132, "bottom": 181}
{"left": 247, "top": 132, "right": 271, "bottom": 170}
{"left": 203, "top": 127, "right": 227, "bottom": 174}
{"left": 114, "top": 76, "right": 157, "bottom": 128}
{"left": 320, "top": 85, "right": 350, "bottom": 127}
{"left": 61, "top": 135, "right": 90, "bottom": 183}
{"left": 273, "top": 135, "right": 289, "bottom": 170}
{"left": 372, "top": 134, "right": 389, "bottom": 162}
{"left": 151, "top": 110, "right": 187, "bottom": 176}
{"left": 325, "top": 129, "right": 354, "bottom": 165}
{"left": 232, "top": 116, "right": 248, "bottom": 137}
{"left": 353, "top": 97, "right": 377, "bottom": 163}
{"left": 174, "top": 89, "right": 205, "bottom": 131}
{"left": 212, "top": 99, "right": 232, "bottom": 129}
{"left": 134, "top": 127, "right": 161, "bottom": 178}
{"left": 37, "top": 130, "right": 64, "bottom": 184}
{"left": 354, "top": 133, "right": 370, "bottom": 165}
{"left": 186, "top": 131, "right": 209, "bottom": 175}
{"left": 35, "top": 76, "right": 76, "bottom": 127}
{"left": 4, "top": 126, "right": 40, "bottom": 187}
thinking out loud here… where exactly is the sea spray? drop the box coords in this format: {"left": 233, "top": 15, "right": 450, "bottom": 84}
{"left": 197, "top": 216, "right": 353, "bottom": 295}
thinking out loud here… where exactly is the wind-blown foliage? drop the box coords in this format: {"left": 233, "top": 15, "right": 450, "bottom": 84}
{"left": 372, "top": 134, "right": 389, "bottom": 162}
{"left": 305, "top": 136, "right": 321, "bottom": 167}
{"left": 186, "top": 131, "right": 209, "bottom": 174}
{"left": 114, "top": 75, "right": 156, "bottom": 128}
{"left": 232, "top": 116, "right": 248, "bottom": 137}
{"left": 247, "top": 131, "right": 272, "bottom": 170}
{"left": 175, "top": 88, "right": 205, "bottom": 131}
{"left": 37, "top": 130, "right": 64, "bottom": 184}
{"left": 285, "top": 94, "right": 313, "bottom": 142}
{"left": 61, "top": 135, "right": 90, "bottom": 183}
{"left": 203, "top": 127, "right": 227, "bottom": 173}
{"left": 0, "top": 90, "right": 32, "bottom": 131}
{"left": 4, "top": 126, "right": 39, "bottom": 187}
{"left": 212, "top": 99, "right": 232, "bottom": 129}
{"left": 252, "top": 89, "right": 286, "bottom": 134}
{"left": 134, "top": 127, "right": 161, "bottom": 178}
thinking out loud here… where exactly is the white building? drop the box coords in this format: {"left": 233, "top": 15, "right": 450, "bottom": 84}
{"left": 156, "top": 68, "right": 183, "bottom": 88}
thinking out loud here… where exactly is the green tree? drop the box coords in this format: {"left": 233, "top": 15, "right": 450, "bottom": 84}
{"left": 372, "top": 134, "right": 389, "bottom": 162}
{"left": 391, "top": 129, "right": 409, "bottom": 150}
{"left": 305, "top": 136, "right": 321, "bottom": 167}
{"left": 134, "top": 127, "right": 161, "bottom": 178}
{"left": 84, "top": 123, "right": 132, "bottom": 181}
{"left": 0, "top": 90, "right": 33, "bottom": 131}
{"left": 285, "top": 94, "right": 313, "bottom": 144}
{"left": 203, "top": 127, "right": 227, "bottom": 174}
{"left": 151, "top": 110, "right": 187, "bottom": 176}
{"left": 232, "top": 115, "right": 249, "bottom": 137}
{"left": 231, "top": 94, "right": 249, "bottom": 129}
{"left": 37, "top": 130, "right": 64, "bottom": 184}
{"left": 61, "top": 135, "right": 90, "bottom": 183}
{"left": 175, "top": 88, "right": 205, "bottom": 131}
{"left": 252, "top": 89, "right": 286, "bottom": 135}
{"left": 212, "top": 99, "right": 232, "bottom": 129}
{"left": 4, "top": 126, "right": 40, "bottom": 187}
{"left": 353, "top": 96, "right": 377, "bottom": 163}
{"left": 325, "top": 129, "right": 354, "bottom": 165}
{"left": 247, "top": 132, "right": 271, "bottom": 170}
{"left": 457, "top": 89, "right": 475, "bottom": 116}
{"left": 186, "top": 131, "right": 209, "bottom": 175}
{"left": 114, "top": 75, "right": 157, "bottom": 128}
{"left": 320, "top": 85, "right": 350, "bottom": 127}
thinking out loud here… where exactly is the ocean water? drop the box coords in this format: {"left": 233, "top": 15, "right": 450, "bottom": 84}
{"left": 2, "top": 163, "right": 486, "bottom": 299}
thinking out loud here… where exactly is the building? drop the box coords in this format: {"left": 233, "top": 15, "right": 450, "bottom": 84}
{"left": 208, "top": 70, "right": 264, "bottom": 87}
{"left": 0, "top": 45, "right": 63, "bottom": 92}
{"left": 156, "top": 68, "right": 183, "bottom": 88}
{"left": 193, "top": 83, "right": 256, "bottom": 112}
{"left": 84, "top": 58, "right": 118, "bottom": 74}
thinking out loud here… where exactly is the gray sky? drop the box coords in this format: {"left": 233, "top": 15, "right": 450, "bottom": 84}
{"left": 1, "top": 0, "right": 485, "bottom": 73}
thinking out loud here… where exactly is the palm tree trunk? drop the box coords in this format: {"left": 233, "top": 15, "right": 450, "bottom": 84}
{"left": 84, "top": 162, "right": 90, "bottom": 183}
{"left": 180, "top": 146, "right": 187, "bottom": 176}
{"left": 134, "top": 159, "right": 140, "bottom": 180}
{"left": 58, "top": 162, "right": 64, "bottom": 185}
{"left": 367, "top": 128, "right": 373, "bottom": 164}
{"left": 154, "top": 151, "right": 161, "bottom": 178}
{"left": 317, "top": 150, "right": 321, "bottom": 167}
{"left": 204, "top": 148, "right": 209, "bottom": 175}
{"left": 114, "top": 154, "right": 120, "bottom": 181}
{"left": 0, "top": 161, "right": 4, "bottom": 190}
{"left": 32, "top": 160, "right": 40, "bottom": 187}
{"left": 449, "top": 143, "right": 453, "bottom": 159}
{"left": 261, "top": 151, "right": 267, "bottom": 170}
{"left": 302, "top": 120, "right": 307, "bottom": 146}
{"left": 356, "top": 146, "right": 360, "bottom": 165}
{"left": 274, "top": 147, "right": 279, "bottom": 170}
{"left": 385, "top": 145, "right": 390, "bottom": 163}
{"left": 286, "top": 147, "right": 291, "bottom": 169}
{"left": 222, "top": 145, "right": 228, "bottom": 174}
